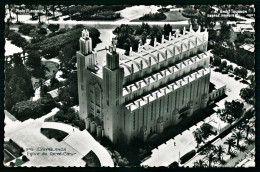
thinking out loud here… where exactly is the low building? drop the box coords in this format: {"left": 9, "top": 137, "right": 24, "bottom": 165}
{"left": 208, "top": 78, "right": 226, "bottom": 103}
{"left": 230, "top": 22, "right": 255, "bottom": 42}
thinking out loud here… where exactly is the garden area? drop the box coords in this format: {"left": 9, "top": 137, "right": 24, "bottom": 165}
{"left": 41, "top": 128, "right": 68, "bottom": 142}
{"left": 112, "top": 23, "right": 173, "bottom": 55}
{"left": 83, "top": 151, "right": 101, "bottom": 167}
{"left": 4, "top": 139, "right": 29, "bottom": 166}
{"left": 132, "top": 8, "right": 188, "bottom": 22}
{"left": 10, "top": 95, "right": 57, "bottom": 121}
{"left": 5, "top": 23, "right": 101, "bottom": 122}
{"left": 62, "top": 5, "right": 128, "bottom": 21}
{"left": 45, "top": 107, "right": 85, "bottom": 131}
{"left": 192, "top": 115, "right": 255, "bottom": 168}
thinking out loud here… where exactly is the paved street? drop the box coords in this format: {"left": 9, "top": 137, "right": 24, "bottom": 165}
{"left": 4, "top": 109, "right": 114, "bottom": 167}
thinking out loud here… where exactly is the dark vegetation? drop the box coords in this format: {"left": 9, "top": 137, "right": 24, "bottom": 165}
{"left": 5, "top": 53, "right": 34, "bottom": 111}
{"left": 113, "top": 23, "right": 172, "bottom": 55}
{"left": 5, "top": 24, "right": 101, "bottom": 114}
{"left": 211, "top": 46, "right": 254, "bottom": 71}
{"left": 4, "top": 140, "right": 24, "bottom": 162}
{"left": 46, "top": 107, "right": 85, "bottom": 131}
{"left": 25, "top": 25, "right": 101, "bottom": 59}
{"left": 139, "top": 12, "right": 167, "bottom": 21}
{"left": 41, "top": 128, "right": 68, "bottom": 142}
{"left": 83, "top": 151, "right": 101, "bottom": 167}
{"left": 11, "top": 95, "right": 57, "bottom": 121}
{"left": 62, "top": 5, "right": 127, "bottom": 21}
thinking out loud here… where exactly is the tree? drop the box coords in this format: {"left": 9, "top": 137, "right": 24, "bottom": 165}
{"left": 163, "top": 24, "right": 172, "bottom": 38}
{"left": 224, "top": 100, "right": 244, "bottom": 120}
{"left": 200, "top": 144, "right": 216, "bottom": 155}
{"left": 234, "top": 67, "right": 240, "bottom": 76}
{"left": 50, "top": 77, "right": 60, "bottom": 89}
{"left": 205, "top": 152, "right": 217, "bottom": 167}
{"left": 18, "top": 24, "right": 36, "bottom": 35}
{"left": 26, "top": 50, "right": 41, "bottom": 68}
{"left": 244, "top": 125, "right": 254, "bottom": 140}
{"left": 38, "top": 12, "right": 43, "bottom": 23}
{"left": 5, "top": 53, "right": 34, "bottom": 111}
{"left": 231, "top": 131, "right": 244, "bottom": 147}
{"left": 193, "top": 130, "right": 203, "bottom": 147}
{"left": 11, "top": 96, "right": 56, "bottom": 121}
{"left": 200, "top": 123, "right": 212, "bottom": 139}
{"left": 219, "top": 20, "right": 231, "bottom": 43}
{"left": 215, "top": 145, "right": 226, "bottom": 162}
{"left": 227, "top": 65, "right": 233, "bottom": 72}
{"left": 48, "top": 24, "right": 60, "bottom": 33}
{"left": 37, "top": 28, "right": 47, "bottom": 35}
{"left": 29, "top": 12, "right": 35, "bottom": 20}
{"left": 224, "top": 138, "right": 236, "bottom": 153}
{"left": 212, "top": 56, "right": 221, "bottom": 66}
{"left": 239, "top": 67, "right": 248, "bottom": 80}
{"left": 219, "top": 60, "right": 227, "bottom": 70}
{"left": 240, "top": 87, "right": 254, "bottom": 104}
{"left": 52, "top": 5, "right": 56, "bottom": 17}
{"left": 193, "top": 159, "right": 207, "bottom": 168}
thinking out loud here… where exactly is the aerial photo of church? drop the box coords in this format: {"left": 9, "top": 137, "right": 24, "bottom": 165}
{"left": 77, "top": 26, "right": 222, "bottom": 144}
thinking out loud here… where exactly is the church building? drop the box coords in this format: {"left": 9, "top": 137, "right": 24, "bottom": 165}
{"left": 77, "top": 26, "right": 211, "bottom": 144}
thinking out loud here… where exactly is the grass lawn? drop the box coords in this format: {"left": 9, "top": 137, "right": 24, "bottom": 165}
{"left": 82, "top": 151, "right": 101, "bottom": 167}
{"left": 131, "top": 11, "right": 188, "bottom": 22}
{"left": 41, "top": 128, "right": 68, "bottom": 142}
{"left": 4, "top": 149, "right": 15, "bottom": 162}
{"left": 163, "top": 11, "right": 189, "bottom": 22}
{"left": 4, "top": 140, "right": 24, "bottom": 161}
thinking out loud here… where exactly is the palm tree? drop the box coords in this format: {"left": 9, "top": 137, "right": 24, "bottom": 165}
{"left": 215, "top": 145, "right": 226, "bottom": 162}
{"left": 224, "top": 138, "right": 236, "bottom": 153}
{"left": 38, "top": 12, "right": 42, "bottom": 23}
{"left": 52, "top": 5, "right": 55, "bottom": 17}
{"left": 244, "top": 125, "right": 254, "bottom": 139}
{"left": 205, "top": 152, "right": 218, "bottom": 168}
{"left": 200, "top": 144, "right": 216, "bottom": 155}
{"left": 194, "top": 159, "right": 207, "bottom": 168}
{"left": 231, "top": 131, "right": 244, "bottom": 147}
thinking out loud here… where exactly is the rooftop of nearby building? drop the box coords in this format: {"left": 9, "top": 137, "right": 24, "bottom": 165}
{"left": 239, "top": 43, "right": 254, "bottom": 52}
{"left": 47, "top": 88, "right": 59, "bottom": 98}
{"left": 232, "top": 23, "right": 255, "bottom": 33}
{"left": 210, "top": 78, "right": 225, "bottom": 90}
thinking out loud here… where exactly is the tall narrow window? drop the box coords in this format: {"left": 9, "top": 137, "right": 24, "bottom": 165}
{"left": 106, "top": 73, "right": 109, "bottom": 98}
{"left": 143, "top": 108, "right": 145, "bottom": 125}
{"left": 159, "top": 99, "right": 162, "bottom": 116}
{"left": 124, "top": 111, "right": 125, "bottom": 129}
{"left": 167, "top": 95, "right": 169, "bottom": 112}
{"left": 175, "top": 92, "right": 177, "bottom": 108}
{"left": 182, "top": 87, "right": 185, "bottom": 105}
{"left": 204, "top": 76, "right": 207, "bottom": 93}
{"left": 197, "top": 80, "right": 200, "bottom": 96}
{"left": 151, "top": 103, "right": 153, "bottom": 121}
{"left": 190, "top": 83, "right": 192, "bottom": 101}
{"left": 133, "top": 113, "right": 135, "bottom": 130}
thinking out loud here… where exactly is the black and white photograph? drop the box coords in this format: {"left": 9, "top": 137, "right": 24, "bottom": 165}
{"left": 3, "top": 3, "right": 256, "bottom": 168}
